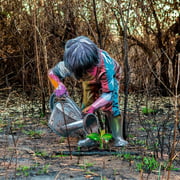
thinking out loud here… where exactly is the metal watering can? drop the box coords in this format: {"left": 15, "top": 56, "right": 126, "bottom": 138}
{"left": 48, "top": 93, "right": 98, "bottom": 137}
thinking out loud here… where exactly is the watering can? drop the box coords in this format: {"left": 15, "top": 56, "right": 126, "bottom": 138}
{"left": 48, "top": 93, "right": 99, "bottom": 137}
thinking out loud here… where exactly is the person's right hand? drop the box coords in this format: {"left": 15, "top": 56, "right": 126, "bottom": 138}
{"left": 82, "top": 105, "right": 95, "bottom": 114}
{"left": 54, "top": 83, "right": 68, "bottom": 97}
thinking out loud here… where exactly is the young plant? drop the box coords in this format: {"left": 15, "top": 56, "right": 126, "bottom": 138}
{"left": 35, "top": 151, "right": 49, "bottom": 158}
{"left": 86, "top": 129, "right": 112, "bottom": 149}
{"left": 16, "top": 163, "right": 50, "bottom": 177}
{"left": 23, "top": 130, "right": 43, "bottom": 139}
{"left": 0, "top": 118, "right": 7, "bottom": 128}
{"left": 141, "top": 107, "right": 157, "bottom": 115}
{"left": 16, "top": 165, "right": 31, "bottom": 177}
{"left": 79, "top": 160, "right": 95, "bottom": 170}
{"left": 119, "top": 153, "right": 138, "bottom": 166}
{"left": 37, "top": 164, "right": 50, "bottom": 174}
{"left": 136, "top": 156, "right": 159, "bottom": 174}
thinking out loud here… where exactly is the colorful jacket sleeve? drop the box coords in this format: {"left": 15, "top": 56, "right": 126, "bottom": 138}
{"left": 48, "top": 61, "right": 71, "bottom": 88}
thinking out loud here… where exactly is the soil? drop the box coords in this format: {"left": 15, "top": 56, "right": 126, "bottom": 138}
{"left": 0, "top": 92, "right": 179, "bottom": 180}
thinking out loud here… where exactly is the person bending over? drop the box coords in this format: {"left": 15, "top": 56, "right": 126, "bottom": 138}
{"left": 48, "top": 36, "right": 128, "bottom": 147}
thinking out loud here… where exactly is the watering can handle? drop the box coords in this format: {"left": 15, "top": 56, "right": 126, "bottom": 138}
{"left": 49, "top": 93, "right": 68, "bottom": 112}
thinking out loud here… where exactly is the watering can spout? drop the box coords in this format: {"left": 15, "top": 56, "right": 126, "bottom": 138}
{"left": 57, "top": 113, "right": 98, "bottom": 136}
{"left": 60, "top": 120, "right": 84, "bottom": 136}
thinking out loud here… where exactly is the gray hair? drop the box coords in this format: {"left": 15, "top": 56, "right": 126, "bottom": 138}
{"left": 63, "top": 36, "right": 100, "bottom": 80}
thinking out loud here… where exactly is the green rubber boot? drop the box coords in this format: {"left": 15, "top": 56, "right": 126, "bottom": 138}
{"left": 110, "top": 115, "right": 128, "bottom": 147}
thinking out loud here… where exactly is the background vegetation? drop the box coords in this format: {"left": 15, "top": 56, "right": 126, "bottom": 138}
{"left": 0, "top": 0, "right": 179, "bottom": 98}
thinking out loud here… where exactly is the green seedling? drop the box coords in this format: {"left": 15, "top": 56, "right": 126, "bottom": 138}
{"left": 120, "top": 153, "right": 137, "bottom": 166}
{"left": 37, "top": 164, "right": 50, "bottom": 174}
{"left": 0, "top": 119, "right": 7, "bottom": 128}
{"left": 87, "top": 129, "right": 113, "bottom": 149}
{"left": 138, "top": 127, "right": 146, "bottom": 131}
{"left": 79, "top": 160, "right": 95, "bottom": 170}
{"left": 40, "top": 119, "right": 48, "bottom": 125}
{"left": 142, "top": 107, "right": 157, "bottom": 115}
{"left": 113, "top": 168, "right": 117, "bottom": 176}
{"left": 16, "top": 165, "right": 31, "bottom": 177}
{"left": 39, "top": 112, "right": 45, "bottom": 118}
{"left": 136, "top": 156, "right": 159, "bottom": 174}
{"left": 16, "top": 163, "right": 50, "bottom": 177}
{"left": 123, "top": 153, "right": 133, "bottom": 161}
{"left": 129, "top": 138, "right": 146, "bottom": 146}
{"left": 59, "top": 137, "right": 65, "bottom": 143}
{"left": 51, "top": 154, "right": 68, "bottom": 158}
{"left": 162, "top": 161, "right": 180, "bottom": 171}
{"left": 23, "top": 130, "right": 43, "bottom": 138}
{"left": 101, "top": 175, "right": 108, "bottom": 180}
{"left": 135, "top": 139, "right": 146, "bottom": 146}
{"left": 77, "top": 146, "right": 81, "bottom": 151}
{"left": 17, "top": 124, "right": 25, "bottom": 129}
{"left": 127, "top": 134, "right": 135, "bottom": 138}
{"left": 35, "top": 151, "right": 49, "bottom": 158}
{"left": 0, "top": 128, "right": 3, "bottom": 133}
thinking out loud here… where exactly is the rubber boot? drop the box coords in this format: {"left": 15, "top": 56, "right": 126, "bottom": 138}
{"left": 110, "top": 115, "right": 128, "bottom": 147}
{"left": 77, "top": 138, "right": 98, "bottom": 147}
{"left": 77, "top": 113, "right": 99, "bottom": 148}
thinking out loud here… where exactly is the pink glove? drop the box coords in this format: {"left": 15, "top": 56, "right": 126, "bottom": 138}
{"left": 82, "top": 106, "right": 95, "bottom": 114}
{"left": 54, "top": 83, "right": 68, "bottom": 97}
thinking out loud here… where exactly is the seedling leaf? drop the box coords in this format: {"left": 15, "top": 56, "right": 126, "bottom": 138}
{"left": 87, "top": 133, "right": 100, "bottom": 141}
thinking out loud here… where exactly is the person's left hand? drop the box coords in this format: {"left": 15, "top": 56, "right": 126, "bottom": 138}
{"left": 54, "top": 83, "right": 68, "bottom": 97}
{"left": 82, "top": 105, "right": 95, "bottom": 114}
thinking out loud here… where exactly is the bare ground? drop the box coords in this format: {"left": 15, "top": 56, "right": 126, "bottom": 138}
{"left": 0, "top": 125, "right": 180, "bottom": 180}
{"left": 0, "top": 91, "right": 179, "bottom": 180}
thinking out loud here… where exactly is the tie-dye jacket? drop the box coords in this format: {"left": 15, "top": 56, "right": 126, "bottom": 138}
{"left": 48, "top": 50, "right": 122, "bottom": 116}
